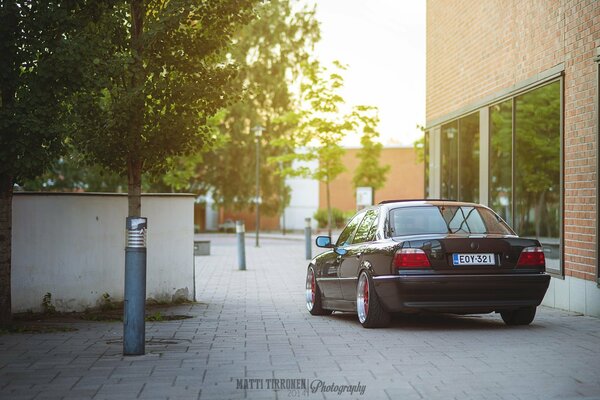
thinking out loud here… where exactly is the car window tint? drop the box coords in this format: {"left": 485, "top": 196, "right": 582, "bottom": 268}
{"left": 389, "top": 206, "right": 514, "bottom": 236}
{"left": 336, "top": 212, "right": 365, "bottom": 247}
{"left": 352, "top": 210, "right": 378, "bottom": 244}
{"left": 447, "top": 207, "right": 486, "bottom": 233}
{"left": 391, "top": 207, "right": 448, "bottom": 236}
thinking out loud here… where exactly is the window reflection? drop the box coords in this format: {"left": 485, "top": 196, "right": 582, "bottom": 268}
{"left": 440, "top": 113, "right": 479, "bottom": 202}
{"left": 514, "top": 81, "right": 561, "bottom": 269}
{"left": 458, "top": 113, "right": 480, "bottom": 203}
{"left": 336, "top": 212, "right": 364, "bottom": 247}
{"left": 353, "top": 210, "right": 378, "bottom": 244}
{"left": 490, "top": 100, "right": 513, "bottom": 224}
{"left": 441, "top": 121, "right": 458, "bottom": 200}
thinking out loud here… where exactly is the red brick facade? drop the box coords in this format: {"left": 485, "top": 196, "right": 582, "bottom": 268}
{"left": 427, "top": 0, "right": 600, "bottom": 281}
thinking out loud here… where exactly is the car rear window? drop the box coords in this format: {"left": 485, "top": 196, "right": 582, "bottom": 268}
{"left": 389, "top": 205, "right": 514, "bottom": 236}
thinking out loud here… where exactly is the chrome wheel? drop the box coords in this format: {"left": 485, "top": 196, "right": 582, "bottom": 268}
{"left": 305, "top": 266, "right": 333, "bottom": 316}
{"left": 357, "top": 272, "right": 369, "bottom": 323}
{"left": 356, "top": 271, "right": 390, "bottom": 328}
{"left": 306, "top": 267, "right": 316, "bottom": 311}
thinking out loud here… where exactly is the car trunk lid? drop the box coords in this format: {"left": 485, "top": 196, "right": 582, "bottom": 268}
{"left": 400, "top": 234, "right": 542, "bottom": 272}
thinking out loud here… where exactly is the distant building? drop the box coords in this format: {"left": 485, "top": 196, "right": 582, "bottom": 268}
{"left": 320, "top": 146, "right": 424, "bottom": 213}
{"left": 210, "top": 146, "right": 424, "bottom": 231}
{"left": 425, "top": 0, "right": 600, "bottom": 316}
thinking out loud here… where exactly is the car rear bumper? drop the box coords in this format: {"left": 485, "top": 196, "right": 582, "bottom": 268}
{"left": 373, "top": 273, "right": 551, "bottom": 314}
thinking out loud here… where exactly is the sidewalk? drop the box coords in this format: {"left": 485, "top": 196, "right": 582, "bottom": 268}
{"left": 1, "top": 235, "right": 600, "bottom": 399}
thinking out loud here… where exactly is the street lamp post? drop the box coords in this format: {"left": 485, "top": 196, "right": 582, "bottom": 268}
{"left": 252, "top": 125, "right": 265, "bottom": 247}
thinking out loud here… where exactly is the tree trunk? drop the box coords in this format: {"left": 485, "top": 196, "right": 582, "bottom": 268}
{"left": 128, "top": 0, "right": 144, "bottom": 217}
{"left": 534, "top": 191, "right": 546, "bottom": 238}
{"left": 0, "top": 173, "right": 13, "bottom": 326}
{"left": 326, "top": 179, "right": 332, "bottom": 238}
{"left": 127, "top": 157, "right": 143, "bottom": 216}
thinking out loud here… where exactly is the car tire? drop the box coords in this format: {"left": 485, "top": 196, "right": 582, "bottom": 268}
{"left": 356, "top": 271, "right": 391, "bottom": 328}
{"left": 306, "top": 266, "right": 332, "bottom": 316}
{"left": 500, "top": 306, "right": 537, "bottom": 326}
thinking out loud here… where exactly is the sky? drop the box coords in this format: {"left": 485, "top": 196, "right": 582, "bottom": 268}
{"left": 305, "top": 0, "right": 426, "bottom": 147}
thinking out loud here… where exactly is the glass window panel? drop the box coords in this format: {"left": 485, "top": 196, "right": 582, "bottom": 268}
{"left": 441, "top": 121, "right": 459, "bottom": 200}
{"left": 352, "top": 210, "right": 378, "bottom": 244}
{"left": 389, "top": 206, "right": 513, "bottom": 236}
{"left": 514, "top": 81, "right": 561, "bottom": 270}
{"left": 336, "top": 212, "right": 364, "bottom": 247}
{"left": 458, "top": 112, "right": 480, "bottom": 202}
{"left": 489, "top": 100, "right": 513, "bottom": 224}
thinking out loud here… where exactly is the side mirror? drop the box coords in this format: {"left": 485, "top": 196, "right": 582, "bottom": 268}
{"left": 334, "top": 247, "right": 348, "bottom": 256}
{"left": 315, "top": 236, "right": 334, "bottom": 248}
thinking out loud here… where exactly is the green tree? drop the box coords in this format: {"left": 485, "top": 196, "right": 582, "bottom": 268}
{"left": 352, "top": 105, "right": 390, "bottom": 201}
{"left": 21, "top": 145, "right": 127, "bottom": 192}
{"left": 70, "top": 1, "right": 257, "bottom": 218}
{"left": 274, "top": 60, "right": 353, "bottom": 237}
{"left": 196, "top": 0, "right": 320, "bottom": 218}
{"left": 0, "top": 1, "right": 110, "bottom": 325}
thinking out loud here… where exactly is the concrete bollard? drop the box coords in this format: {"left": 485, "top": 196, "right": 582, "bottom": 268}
{"left": 305, "top": 217, "right": 312, "bottom": 260}
{"left": 237, "top": 220, "right": 246, "bottom": 271}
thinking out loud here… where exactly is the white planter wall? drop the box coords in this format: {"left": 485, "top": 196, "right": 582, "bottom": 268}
{"left": 11, "top": 193, "right": 194, "bottom": 312}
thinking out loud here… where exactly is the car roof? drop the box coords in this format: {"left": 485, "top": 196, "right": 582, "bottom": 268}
{"left": 377, "top": 199, "right": 484, "bottom": 209}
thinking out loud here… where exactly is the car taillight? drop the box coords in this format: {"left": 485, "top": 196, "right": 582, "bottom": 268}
{"left": 394, "top": 248, "right": 431, "bottom": 269}
{"left": 516, "top": 246, "right": 545, "bottom": 267}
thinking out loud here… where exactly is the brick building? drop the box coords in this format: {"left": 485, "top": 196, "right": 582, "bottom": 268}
{"left": 425, "top": 0, "right": 600, "bottom": 316}
{"left": 320, "top": 146, "right": 424, "bottom": 212}
{"left": 209, "top": 146, "right": 424, "bottom": 232}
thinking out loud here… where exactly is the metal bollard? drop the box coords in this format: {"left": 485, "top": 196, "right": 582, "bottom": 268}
{"left": 124, "top": 217, "right": 147, "bottom": 356}
{"left": 237, "top": 220, "right": 246, "bottom": 270}
{"left": 305, "top": 217, "right": 312, "bottom": 260}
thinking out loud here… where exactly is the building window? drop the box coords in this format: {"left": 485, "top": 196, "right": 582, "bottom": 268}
{"left": 458, "top": 112, "right": 480, "bottom": 203}
{"left": 440, "top": 112, "right": 480, "bottom": 202}
{"left": 489, "top": 100, "right": 513, "bottom": 223}
{"left": 514, "top": 82, "right": 561, "bottom": 241}
{"left": 489, "top": 80, "right": 562, "bottom": 273}
{"left": 441, "top": 121, "right": 458, "bottom": 199}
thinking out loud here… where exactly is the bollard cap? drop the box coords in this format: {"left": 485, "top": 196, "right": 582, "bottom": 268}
{"left": 305, "top": 217, "right": 311, "bottom": 228}
{"left": 126, "top": 217, "right": 147, "bottom": 248}
{"left": 127, "top": 217, "right": 147, "bottom": 231}
{"left": 236, "top": 220, "right": 245, "bottom": 233}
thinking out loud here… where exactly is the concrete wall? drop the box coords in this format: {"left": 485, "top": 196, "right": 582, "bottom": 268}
{"left": 12, "top": 193, "right": 195, "bottom": 312}
{"left": 543, "top": 275, "right": 600, "bottom": 318}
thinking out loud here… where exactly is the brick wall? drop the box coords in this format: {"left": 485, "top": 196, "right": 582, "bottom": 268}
{"left": 319, "top": 147, "right": 424, "bottom": 212}
{"left": 427, "top": 0, "right": 600, "bottom": 281}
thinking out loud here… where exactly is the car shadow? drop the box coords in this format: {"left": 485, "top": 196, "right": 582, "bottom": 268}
{"left": 328, "top": 311, "right": 546, "bottom": 331}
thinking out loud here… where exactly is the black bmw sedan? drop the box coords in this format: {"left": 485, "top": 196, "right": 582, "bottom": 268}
{"left": 306, "top": 200, "right": 551, "bottom": 328}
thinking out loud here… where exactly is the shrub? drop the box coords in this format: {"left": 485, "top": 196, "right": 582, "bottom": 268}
{"left": 313, "top": 208, "right": 353, "bottom": 229}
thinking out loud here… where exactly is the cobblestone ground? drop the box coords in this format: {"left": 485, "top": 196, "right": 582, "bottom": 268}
{"left": 1, "top": 234, "right": 600, "bottom": 400}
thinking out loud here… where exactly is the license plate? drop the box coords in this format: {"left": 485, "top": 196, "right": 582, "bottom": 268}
{"left": 452, "top": 253, "right": 495, "bottom": 266}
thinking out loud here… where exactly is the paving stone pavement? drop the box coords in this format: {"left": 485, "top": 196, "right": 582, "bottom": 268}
{"left": 1, "top": 233, "right": 600, "bottom": 400}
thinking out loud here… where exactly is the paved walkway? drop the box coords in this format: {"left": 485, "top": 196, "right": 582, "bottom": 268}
{"left": 1, "top": 234, "right": 600, "bottom": 400}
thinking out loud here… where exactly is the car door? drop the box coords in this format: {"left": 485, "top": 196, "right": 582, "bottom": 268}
{"left": 339, "top": 209, "right": 379, "bottom": 300}
{"left": 318, "top": 211, "right": 365, "bottom": 301}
